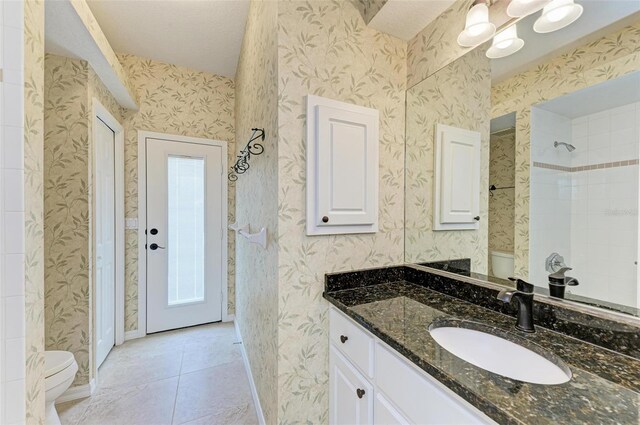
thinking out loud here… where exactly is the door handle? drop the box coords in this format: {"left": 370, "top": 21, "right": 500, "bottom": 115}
{"left": 356, "top": 388, "right": 365, "bottom": 399}
{"left": 149, "top": 243, "right": 165, "bottom": 250}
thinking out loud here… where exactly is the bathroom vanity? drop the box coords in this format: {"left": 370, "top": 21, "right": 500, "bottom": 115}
{"left": 329, "top": 306, "right": 495, "bottom": 424}
{"left": 324, "top": 265, "right": 640, "bottom": 425}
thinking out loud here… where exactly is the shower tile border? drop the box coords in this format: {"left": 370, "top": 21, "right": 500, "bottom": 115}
{"left": 533, "top": 159, "right": 639, "bottom": 172}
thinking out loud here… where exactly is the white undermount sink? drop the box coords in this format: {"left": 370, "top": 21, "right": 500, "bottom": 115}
{"left": 429, "top": 322, "right": 572, "bottom": 385}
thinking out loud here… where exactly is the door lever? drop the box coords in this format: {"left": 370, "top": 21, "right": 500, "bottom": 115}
{"left": 149, "top": 243, "right": 165, "bottom": 250}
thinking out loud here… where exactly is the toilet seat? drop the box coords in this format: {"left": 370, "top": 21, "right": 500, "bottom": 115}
{"left": 45, "top": 351, "right": 75, "bottom": 378}
{"left": 44, "top": 351, "right": 78, "bottom": 392}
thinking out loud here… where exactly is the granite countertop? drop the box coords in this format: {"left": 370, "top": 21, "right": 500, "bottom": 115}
{"left": 324, "top": 281, "right": 640, "bottom": 425}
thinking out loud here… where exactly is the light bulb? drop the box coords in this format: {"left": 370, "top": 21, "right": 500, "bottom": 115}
{"left": 486, "top": 25, "right": 524, "bottom": 59}
{"left": 506, "top": 0, "right": 551, "bottom": 18}
{"left": 457, "top": 3, "right": 496, "bottom": 47}
{"left": 534, "top": 0, "right": 583, "bottom": 34}
{"left": 546, "top": 5, "right": 570, "bottom": 22}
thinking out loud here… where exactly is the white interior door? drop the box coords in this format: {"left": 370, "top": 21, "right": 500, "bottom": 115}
{"left": 146, "top": 137, "right": 224, "bottom": 333}
{"left": 96, "top": 118, "right": 116, "bottom": 367}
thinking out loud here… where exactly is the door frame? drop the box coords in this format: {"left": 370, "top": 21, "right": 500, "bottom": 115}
{"left": 137, "top": 131, "right": 229, "bottom": 337}
{"left": 92, "top": 98, "right": 125, "bottom": 357}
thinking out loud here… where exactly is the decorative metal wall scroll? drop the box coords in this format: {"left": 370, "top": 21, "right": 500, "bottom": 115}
{"left": 228, "top": 128, "right": 266, "bottom": 181}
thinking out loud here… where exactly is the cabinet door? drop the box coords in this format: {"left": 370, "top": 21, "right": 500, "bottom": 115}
{"left": 306, "top": 95, "right": 379, "bottom": 235}
{"left": 434, "top": 123, "right": 481, "bottom": 230}
{"left": 374, "top": 392, "right": 411, "bottom": 425}
{"left": 330, "top": 345, "right": 373, "bottom": 425}
{"left": 375, "top": 342, "right": 494, "bottom": 424}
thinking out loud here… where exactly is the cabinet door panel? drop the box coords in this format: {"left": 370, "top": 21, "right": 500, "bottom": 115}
{"left": 374, "top": 392, "right": 411, "bottom": 425}
{"left": 330, "top": 345, "right": 373, "bottom": 425}
{"left": 317, "top": 105, "right": 377, "bottom": 226}
{"left": 434, "top": 124, "right": 481, "bottom": 230}
{"left": 306, "top": 95, "right": 379, "bottom": 235}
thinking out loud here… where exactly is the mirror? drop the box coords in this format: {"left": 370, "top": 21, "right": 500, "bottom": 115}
{"left": 405, "top": 1, "right": 640, "bottom": 317}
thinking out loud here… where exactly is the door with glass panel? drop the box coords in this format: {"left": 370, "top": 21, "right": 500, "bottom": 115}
{"left": 146, "top": 137, "right": 224, "bottom": 333}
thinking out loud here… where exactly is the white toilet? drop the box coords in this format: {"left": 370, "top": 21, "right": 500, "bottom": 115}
{"left": 491, "top": 251, "right": 515, "bottom": 280}
{"left": 45, "top": 351, "right": 78, "bottom": 425}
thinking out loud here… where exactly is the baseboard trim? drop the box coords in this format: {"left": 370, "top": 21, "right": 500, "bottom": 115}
{"left": 56, "top": 379, "right": 96, "bottom": 404}
{"left": 234, "top": 321, "right": 266, "bottom": 425}
{"left": 223, "top": 314, "right": 235, "bottom": 323}
{"left": 124, "top": 330, "right": 145, "bottom": 341}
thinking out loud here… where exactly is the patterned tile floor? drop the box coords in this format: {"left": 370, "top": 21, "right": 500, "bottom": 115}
{"left": 57, "top": 322, "right": 258, "bottom": 425}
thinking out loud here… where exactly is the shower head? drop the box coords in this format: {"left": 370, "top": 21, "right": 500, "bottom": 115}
{"left": 554, "top": 141, "right": 576, "bottom": 152}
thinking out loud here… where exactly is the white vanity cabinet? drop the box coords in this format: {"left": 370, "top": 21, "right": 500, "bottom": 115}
{"left": 329, "top": 307, "right": 496, "bottom": 425}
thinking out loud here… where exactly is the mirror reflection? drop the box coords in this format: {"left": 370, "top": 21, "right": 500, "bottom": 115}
{"left": 405, "top": 2, "right": 640, "bottom": 316}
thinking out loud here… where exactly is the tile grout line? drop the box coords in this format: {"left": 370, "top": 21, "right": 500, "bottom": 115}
{"left": 170, "top": 344, "right": 186, "bottom": 425}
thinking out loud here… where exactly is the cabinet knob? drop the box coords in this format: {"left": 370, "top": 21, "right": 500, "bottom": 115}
{"left": 340, "top": 335, "right": 348, "bottom": 344}
{"left": 356, "top": 388, "right": 365, "bottom": 399}
{"left": 474, "top": 216, "right": 480, "bottom": 221}
{"left": 322, "top": 216, "right": 329, "bottom": 223}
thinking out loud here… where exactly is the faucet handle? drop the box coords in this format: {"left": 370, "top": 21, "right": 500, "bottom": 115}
{"left": 566, "top": 277, "right": 579, "bottom": 286}
{"left": 508, "top": 277, "right": 534, "bottom": 294}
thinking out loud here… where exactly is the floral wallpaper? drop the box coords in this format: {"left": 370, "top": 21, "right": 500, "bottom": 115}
{"left": 488, "top": 130, "right": 515, "bottom": 273}
{"left": 357, "top": 0, "right": 388, "bottom": 23}
{"left": 43, "top": 54, "right": 124, "bottom": 389}
{"left": 69, "top": 0, "right": 137, "bottom": 106}
{"left": 24, "top": 0, "right": 46, "bottom": 422}
{"left": 118, "top": 54, "right": 236, "bottom": 332}
{"left": 276, "top": 1, "right": 406, "bottom": 422}
{"left": 44, "top": 55, "right": 92, "bottom": 387}
{"left": 405, "top": 46, "right": 490, "bottom": 273}
{"left": 234, "top": 1, "right": 279, "bottom": 423}
{"left": 492, "top": 21, "right": 640, "bottom": 278}
{"left": 407, "top": 0, "right": 475, "bottom": 88}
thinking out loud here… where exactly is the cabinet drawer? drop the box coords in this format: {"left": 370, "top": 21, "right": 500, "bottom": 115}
{"left": 375, "top": 342, "right": 494, "bottom": 424}
{"left": 330, "top": 307, "right": 374, "bottom": 378}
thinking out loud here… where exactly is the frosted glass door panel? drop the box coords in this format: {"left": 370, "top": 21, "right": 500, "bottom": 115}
{"left": 146, "top": 137, "right": 224, "bottom": 333}
{"left": 167, "top": 156, "right": 205, "bottom": 306}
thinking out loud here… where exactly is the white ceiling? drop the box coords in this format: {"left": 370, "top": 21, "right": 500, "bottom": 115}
{"left": 85, "top": 0, "right": 250, "bottom": 78}
{"left": 537, "top": 70, "right": 640, "bottom": 118}
{"left": 368, "top": 0, "right": 456, "bottom": 41}
{"left": 491, "top": 0, "right": 640, "bottom": 83}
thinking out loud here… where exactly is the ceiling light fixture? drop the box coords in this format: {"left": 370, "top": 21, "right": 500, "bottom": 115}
{"left": 533, "top": 0, "right": 583, "bottom": 33}
{"left": 457, "top": 2, "right": 496, "bottom": 47}
{"left": 486, "top": 24, "right": 525, "bottom": 59}
{"left": 506, "top": 0, "right": 551, "bottom": 18}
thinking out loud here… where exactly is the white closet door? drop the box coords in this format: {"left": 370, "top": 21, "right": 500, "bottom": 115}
{"left": 96, "top": 118, "right": 116, "bottom": 367}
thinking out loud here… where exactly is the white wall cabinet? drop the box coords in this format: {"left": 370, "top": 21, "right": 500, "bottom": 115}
{"left": 306, "top": 95, "right": 379, "bottom": 235}
{"left": 329, "top": 306, "right": 496, "bottom": 425}
{"left": 434, "top": 123, "right": 481, "bottom": 231}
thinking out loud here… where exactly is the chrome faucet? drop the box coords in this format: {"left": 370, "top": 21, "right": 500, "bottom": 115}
{"left": 497, "top": 278, "right": 535, "bottom": 333}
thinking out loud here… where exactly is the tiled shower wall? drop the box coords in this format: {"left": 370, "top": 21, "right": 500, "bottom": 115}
{"left": 529, "top": 108, "right": 572, "bottom": 287}
{"left": 530, "top": 103, "right": 640, "bottom": 308}
{"left": 569, "top": 103, "right": 639, "bottom": 307}
{"left": 1, "top": 0, "right": 27, "bottom": 423}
